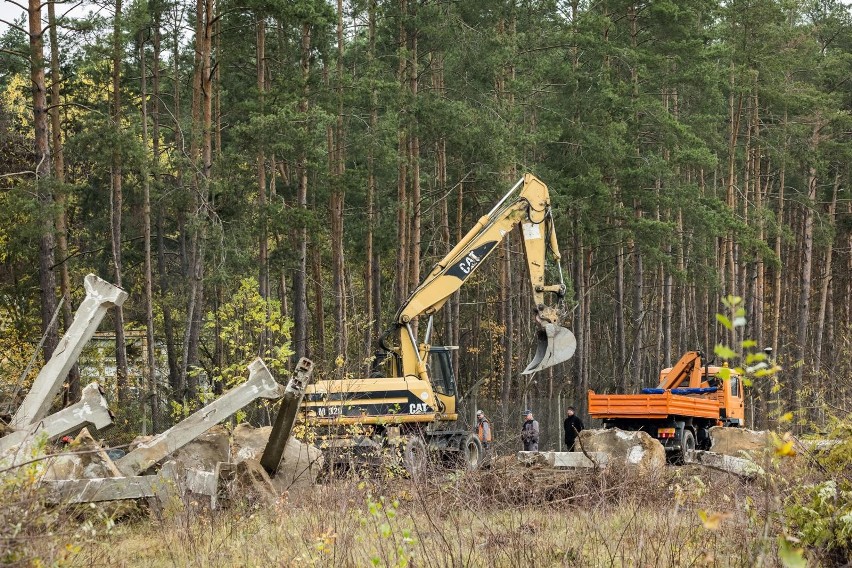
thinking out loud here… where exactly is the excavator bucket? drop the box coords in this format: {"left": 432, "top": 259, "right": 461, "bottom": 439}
{"left": 522, "top": 323, "right": 577, "bottom": 375}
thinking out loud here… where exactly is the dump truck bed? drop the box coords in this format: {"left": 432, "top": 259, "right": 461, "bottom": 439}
{"left": 588, "top": 390, "right": 721, "bottom": 421}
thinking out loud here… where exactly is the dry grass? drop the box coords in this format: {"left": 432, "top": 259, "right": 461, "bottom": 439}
{"left": 56, "top": 462, "right": 793, "bottom": 568}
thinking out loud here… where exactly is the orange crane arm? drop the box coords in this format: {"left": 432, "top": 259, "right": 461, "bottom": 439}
{"left": 657, "top": 351, "right": 704, "bottom": 390}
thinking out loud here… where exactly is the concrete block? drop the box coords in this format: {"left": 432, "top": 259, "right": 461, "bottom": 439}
{"left": 115, "top": 358, "right": 284, "bottom": 476}
{"left": 552, "top": 451, "right": 610, "bottom": 468}
{"left": 42, "top": 461, "right": 179, "bottom": 507}
{"left": 260, "top": 357, "right": 313, "bottom": 475}
{"left": 577, "top": 428, "right": 666, "bottom": 474}
{"left": 685, "top": 450, "right": 764, "bottom": 478}
{"left": 12, "top": 275, "right": 127, "bottom": 429}
{"left": 0, "top": 383, "right": 112, "bottom": 460}
{"left": 516, "top": 451, "right": 609, "bottom": 469}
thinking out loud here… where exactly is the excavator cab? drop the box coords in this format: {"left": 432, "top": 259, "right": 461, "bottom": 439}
{"left": 427, "top": 347, "right": 457, "bottom": 416}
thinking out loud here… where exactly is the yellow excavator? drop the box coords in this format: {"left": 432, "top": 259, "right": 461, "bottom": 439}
{"left": 301, "top": 173, "right": 576, "bottom": 472}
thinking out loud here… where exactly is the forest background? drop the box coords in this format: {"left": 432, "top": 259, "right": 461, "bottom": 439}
{"left": 1, "top": 0, "right": 851, "bottom": 443}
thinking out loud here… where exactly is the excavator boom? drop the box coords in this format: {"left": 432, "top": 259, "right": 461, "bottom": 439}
{"left": 394, "top": 173, "right": 575, "bottom": 377}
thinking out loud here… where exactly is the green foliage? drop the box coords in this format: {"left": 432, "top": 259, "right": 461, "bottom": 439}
{"left": 361, "top": 495, "right": 416, "bottom": 568}
{"left": 206, "top": 277, "right": 294, "bottom": 388}
{"left": 781, "top": 416, "right": 852, "bottom": 564}
{"left": 714, "top": 295, "right": 781, "bottom": 388}
{"left": 784, "top": 478, "right": 852, "bottom": 564}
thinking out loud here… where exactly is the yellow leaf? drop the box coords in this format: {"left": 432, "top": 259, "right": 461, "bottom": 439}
{"left": 774, "top": 433, "right": 797, "bottom": 457}
{"left": 698, "top": 510, "right": 732, "bottom": 530}
{"left": 779, "top": 412, "right": 794, "bottom": 423}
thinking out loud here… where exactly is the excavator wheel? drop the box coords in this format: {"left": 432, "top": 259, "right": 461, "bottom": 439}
{"left": 402, "top": 436, "right": 428, "bottom": 477}
{"left": 458, "top": 434, "right": 483, "bottom": 471}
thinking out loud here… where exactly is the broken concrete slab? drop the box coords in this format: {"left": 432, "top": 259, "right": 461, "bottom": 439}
{"left": 232, "top": 423, "right": 323, "bottom": 491}
{"left": 554, "top": 451, "right": 609, "bottom": 468}
{"left": 517, "top": 451, "right": 610, "bottom": 469}
{"left": 42, "top": 427, "right": 122, "bottom": 481}
{"left": 0, "top": 383, "right": 113, "bottom": 460}
{"left": 115, "top": 359, "right": 284, "bottom": 477}
{"left": 12, "top": 275, "right": 127, "bottom": 429}
{"left": 185, "top": 468, "right": 217, "bottom": 497}
{"left": 233, "top": 459, "right": 279, "bottom": 505}
{"left": 709, "top": 426, "right": 772, "bottom": 458}
{"left": 42, "top": 461, "right": 179, "bottom": 507}
{"left": 167, "top": 425, "right": 230, "bottom": 474}
{"left": 685, "top": 450, "right": 763, "bottom": 478}
{"left": 577, "top": 428, "right": 666, "bottom": 474}
{"left": 183, "top": 459, "right": 280, "bottom": 510}
{"left": 797, "top": 438, "right": 842, "bottom": 453}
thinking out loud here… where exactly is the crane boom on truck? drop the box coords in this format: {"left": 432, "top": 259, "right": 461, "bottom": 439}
{"left": 301, "top": 173, "right": 576, "bottom": 472}
{"left": 588, "top": 351, "right": 745, "bottom": 460}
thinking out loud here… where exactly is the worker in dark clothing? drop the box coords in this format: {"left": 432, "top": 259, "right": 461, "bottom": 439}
{"left": 563, "top": 406, "right": 584, "bottom": 451}
{"left": 521, "top": 410, "right": 540, "bottom": 451}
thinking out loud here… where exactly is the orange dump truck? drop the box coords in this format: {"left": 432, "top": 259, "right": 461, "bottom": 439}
{"left": 587, "top": 351, "right": 745, "bottom": 456}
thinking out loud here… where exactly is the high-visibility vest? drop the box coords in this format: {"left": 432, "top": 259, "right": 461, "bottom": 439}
{"left": 478, "top": 419, "right": 492, "bottom": 442}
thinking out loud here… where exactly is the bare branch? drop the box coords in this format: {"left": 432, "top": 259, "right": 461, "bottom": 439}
{"left": 0, "top": 47, "right": 29, "bottom": 59}
{"left": 4, "top": 0, "right": 29, "bottom": 13}
{"left": 58, "top": 0, "right": 83, "bottom": 20}
{"left": 0, "top": 171, "right": 37, "bottom": 178}
{"left": 0, "top": 17, "right": 29, "bottom": 35}
{"left": 45, "top": 101, "right": 105, "bottom": 116}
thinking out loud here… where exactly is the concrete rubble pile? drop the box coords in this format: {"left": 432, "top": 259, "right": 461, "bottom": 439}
{"left": 708, "top": 426, "right": 773, "bottom": 457}
{"left": 516, "top": 426, "right": 808, "bottom": 478}
{"left": 577, "top": 428, "right": 667, "bottom": 474}
{"left": 0, "top": 274, "right": 320, "bottom": 510}
{"left": 516, "top": 428, "right": 666, "bottom": 474}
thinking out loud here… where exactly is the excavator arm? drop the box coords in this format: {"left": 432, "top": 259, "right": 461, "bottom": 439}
{"left": 392, "top": 173, "right": 576, "bottom": 379}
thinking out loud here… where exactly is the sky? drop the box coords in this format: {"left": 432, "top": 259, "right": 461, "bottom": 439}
{"left": 0, "top": 1, "right": 27, "bottom": 30}
{"left": 0, "top": 0, "right": 93, "bottom": 35}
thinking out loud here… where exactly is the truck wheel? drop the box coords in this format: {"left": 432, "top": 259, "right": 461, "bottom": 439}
{"left": 459, "top": 434, "right": 483, "bottom": 471}
{"left": 402, "top": 436, "right": 427, "bottom": 476}
{"left": 678, "top": 430, "right": 696, "bottom": 464}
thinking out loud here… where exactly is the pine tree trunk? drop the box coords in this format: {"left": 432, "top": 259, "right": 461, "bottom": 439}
{"left": 156, "top": 211, "right": 180, "bottom": 399}
{"left": 726, "top": 67, "right": 743, "bottom": 297}
{"left": 407, "top": 2, "right": 420, "bottom": 302}
{"left": 365, "top": 0, "right": 378, "bottom": 356}
{"left": 292, "top": 21, "right": 311, "bottom": 363}
{"left": 615, "top": 241, "right": 627, "bottom": 388}
{"left": 451, "top": 181, "right": 463, "bottom": 376}
{"left": 47, "top": 0, "right": 79, "bottom": 401}
{"left": 111, "top": 0, "right": 129, "bottom": 405}
{"left": 394, "top": 0, "right": 409, "bottom": 308}
{"left": 29, "top": 0, "right": 59, "bottom": 367}
{"left": 433, "top": 51, "right": 449, "bottom": 348}
{"left": 574, "top": 222, "right": 585, "bottom": 402}
{"left": 331, "top": 0, "right": 347, "bottom": 364}
{"left": 140, "top": 30, "right": 159, "bottom": 432}
{"left": 184, "top": 0, "right": 213, "bottom": 397}
{"left": 792, "top": 125, "right": 820, "bottom": 429}
{"left": 771, "top": 115, "right": 786, "bottom": 358}
{"left": 814, "top": 174, "right": 839, "bottom": 373}
{"left": 311, "top": 234, "right": 326, "bottom": 363}
{"left": 257, "top": 15, "right": 268, "bottom": 301}
{"left": 500, "top": 237, "right": 512, "bottom": 405}
{"left": 631, "top": 228, "right": 643, "bottom": 390}
{"left": 677, "top": 208, "right": 687, "bottom": 356}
